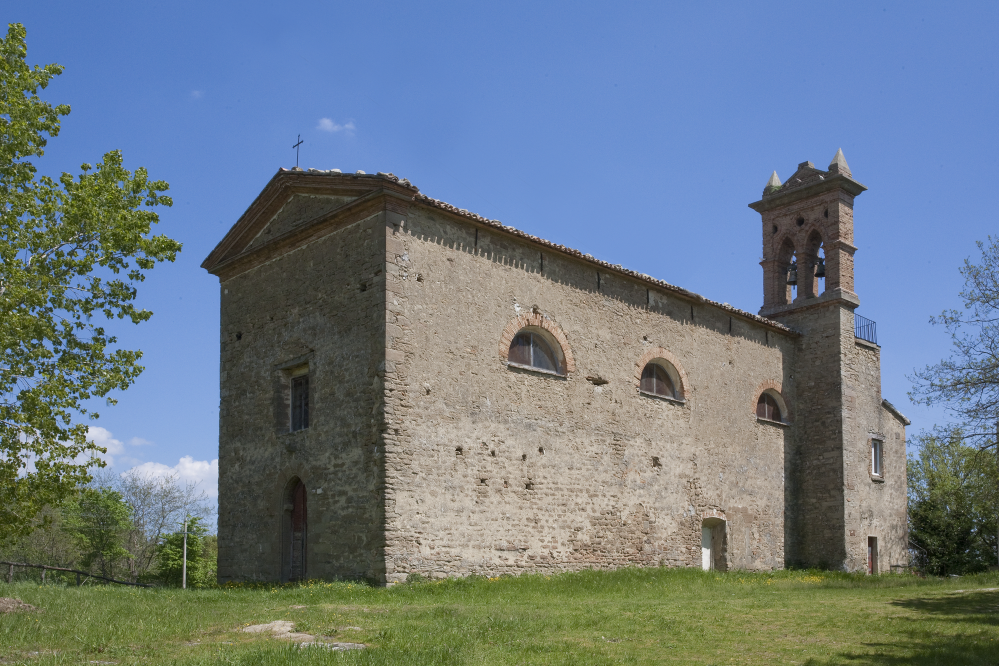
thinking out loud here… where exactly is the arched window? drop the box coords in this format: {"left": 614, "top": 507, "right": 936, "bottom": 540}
{"left": 640, "top": 362, "right": 677, "bottom": 399}
{"left": 756, "top": 393, "right": 782, "bottom": 422}
{"left": 508, "top": 330, "right": 564, "bottom": 375}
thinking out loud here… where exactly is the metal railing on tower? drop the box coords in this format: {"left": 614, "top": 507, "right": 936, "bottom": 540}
{"left": 855, "top": 314, "right": 877, "bottom": 345}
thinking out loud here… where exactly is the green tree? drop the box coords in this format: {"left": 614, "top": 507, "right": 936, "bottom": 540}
{"left": 63, "top": 486, "right": 133, "bottom": 580}
{"left": 153, "top": 517, "right": 214, "bottom": 588}
{"left": 110, "top": 469, "right": 210, "bottom": 581}
{"left": 911, "top": 237, "right": 999, "bottom": 448}
{"left": 908, "top": 430, "right": 997, "bottom": 575}
{"left": 194, "top": 534, "right": 218, "bottom": 588}
{"left": 0, "top": 504, "right": 80, "bottom": 582}
{"left": 0, "top": 23, "right": 181, "bottom": 542}
{"left": 911, "top": 236, "right": 999, "bottom": 566}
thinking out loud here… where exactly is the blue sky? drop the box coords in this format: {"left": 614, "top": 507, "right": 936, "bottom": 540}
{"left": 14, "top": 2, "right": 999, "bottom": 507}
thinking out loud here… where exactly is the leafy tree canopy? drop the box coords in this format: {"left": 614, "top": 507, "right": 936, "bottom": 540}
{"left": 908, "top": 429, "right": 997, "bottom": 575}
{"left": 154, "top": 516, "right": 215, "bottom": 588}
{"left": 0, "top": 23, "right": 181, "bottom": 542}
{"left": 62, "top": 486, "right": 133, "bottom": 580}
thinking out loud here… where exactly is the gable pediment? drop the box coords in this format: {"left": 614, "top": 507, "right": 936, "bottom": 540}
{"left": 781, "top": 163, "right": 828, "bottom": 191}
{"left": 202, "top": 169, "right": 419, "bottom": 276}
{"left": 245, "top": 194, "right": 358, "bottom": 252}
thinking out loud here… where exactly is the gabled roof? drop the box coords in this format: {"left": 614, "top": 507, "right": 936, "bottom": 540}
{"left": 201, "top": 168, "right": 419, "bottom": 275}
{"left": 203, "top": 168, "right": 797, "bottom": 335}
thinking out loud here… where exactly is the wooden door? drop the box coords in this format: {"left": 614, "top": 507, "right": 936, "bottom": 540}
{"left": 290, "top": 481, "right": 307, "bottom": 581}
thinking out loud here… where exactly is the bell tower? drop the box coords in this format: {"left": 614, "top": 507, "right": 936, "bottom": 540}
{"left": 749, "top": 150, "right": 876, "bottom": 570}
{"left": 751, "top": 149, "right": 866, "bottom": 317}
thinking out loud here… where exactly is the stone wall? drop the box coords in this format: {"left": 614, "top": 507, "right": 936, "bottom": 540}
{"left": 776, "top": 304, "right": 849, "bottom": 568}
{"left": 844, "top": 335, "right": 909, "bottom": 572}
{"left": 216, "top": 208, "right": 387, "bottom": 583}
{"left": 381, "top": 207, "right": 795, "bottom": 582}
{"left": 209, "top": 167, "right": 908, "bottom": 583}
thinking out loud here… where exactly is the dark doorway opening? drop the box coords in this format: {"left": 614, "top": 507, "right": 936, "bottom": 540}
{"left": 287, "top": 479, "right": 307, "bottom": 581}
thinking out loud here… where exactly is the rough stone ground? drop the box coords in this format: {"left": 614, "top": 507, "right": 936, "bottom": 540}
{"left": 0, "top": 598, "right": 37, "bottom": 613}
{"left": 240, "top": 620, "right": 365, "bottom": 650}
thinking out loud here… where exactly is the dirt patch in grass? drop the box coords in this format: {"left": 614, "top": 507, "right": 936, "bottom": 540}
{"left": 0, "top": 597, "right": 37, "bottom": 613}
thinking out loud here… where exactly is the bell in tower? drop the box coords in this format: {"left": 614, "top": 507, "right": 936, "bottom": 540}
{"left": 749, "top": 149, "right": 866, "bottom": 318}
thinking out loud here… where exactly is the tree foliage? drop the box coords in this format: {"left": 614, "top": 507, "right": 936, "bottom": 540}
{"left": 910, "top": 236, "right": 999, "bottom": 450}
{"left": 62, "top": 486, "right": 133, "bottom": 580}
{"left": 0, "top": 503, "right": 78, "bottom": 576}
{"left": 154, "top": 516, "right": 216, "bottom": 588}
{"left": 909, "top": 237, "right": 999, "bottom": 569}
{"left": 0, "top": 23, "right": 181, "bottom": 542}
{"left": 907, "top": 430, "right": 997, "bottom": 575}
{"left": 109, "top": 469, "right": 209, "bottom": 580}
{"left": 0, "top": 471, "right": 213, "bottom": 584}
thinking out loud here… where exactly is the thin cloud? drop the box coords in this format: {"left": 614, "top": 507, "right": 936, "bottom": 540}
{"left": 317, "top": 117, "right": 356, "bottom": 134}
{"left": 126, "top": 456, "right": 219, "bottom": 499}
{"left": 85, "top": 427, "right": 148, "bottom": 467}
{"left": 87, "top": 426, "right": 125, "bottom": 465}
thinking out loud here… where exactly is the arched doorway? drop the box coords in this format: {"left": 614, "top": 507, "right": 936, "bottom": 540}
{"left": 283, "top": 478, "right": 307, "bottom": 582}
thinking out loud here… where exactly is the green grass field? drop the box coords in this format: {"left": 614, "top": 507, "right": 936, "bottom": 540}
{"left": 1, "top": 568, "right": 997, "bottom": 665}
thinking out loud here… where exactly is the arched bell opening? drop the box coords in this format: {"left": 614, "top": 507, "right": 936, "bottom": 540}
{"left": 701, "top": 517, "right": 728, "bottom": 571}
{"left": 280, "top": 477, "right": 308, "bottom": 582}
{"left": 799, "top": 230, "right": 825, "bottom": 300}
{"left": 776, "top": 238, "right": 796, "bottom": 306}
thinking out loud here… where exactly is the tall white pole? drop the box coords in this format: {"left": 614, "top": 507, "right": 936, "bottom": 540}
{"left": 182, "top": 517, "right": 188, "bottom": 590}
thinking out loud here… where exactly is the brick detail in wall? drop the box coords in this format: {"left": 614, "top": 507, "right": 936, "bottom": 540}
{"left": 498, "top": 312, "right": 576, "bottom": 373}
{"left": 634, "top": 347, "right": 690, "bottom": 399}
{"left": 751, "top": 379, "right": 792, "bottom": 421}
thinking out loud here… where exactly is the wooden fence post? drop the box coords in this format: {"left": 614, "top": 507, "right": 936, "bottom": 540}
{"left": 7, "top": 563, "right": 12, "bottom": 584}
{"left": 41, "top": 567, "right": 45, "bottom": 584}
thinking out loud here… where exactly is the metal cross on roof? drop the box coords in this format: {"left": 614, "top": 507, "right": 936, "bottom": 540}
{"left": 292, "top": 134, "right": 304, "bottom": 168}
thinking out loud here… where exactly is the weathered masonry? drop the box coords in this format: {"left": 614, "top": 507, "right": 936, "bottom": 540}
{"left": 203, "top": 149, "right": 908, "bottom": 584}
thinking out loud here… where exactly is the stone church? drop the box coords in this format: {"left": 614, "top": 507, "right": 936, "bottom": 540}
{"left": 203, "top": 149, "right": 909, "bottom": 584}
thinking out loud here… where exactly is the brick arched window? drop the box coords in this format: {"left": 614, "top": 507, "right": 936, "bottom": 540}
{"left": 508, "top": 328, "right": 565, "bottom": 376}
{"left": 753, "top": 383, "right": 789, "bottom": 424}
{"left": 635, "top": 347, "right": 688, "bottom": 401}
{"left": 498, "top": 313, "right": 575, "bottom": 375}
{"left": 640, "top": 362, "right": 677, "bottom": 399}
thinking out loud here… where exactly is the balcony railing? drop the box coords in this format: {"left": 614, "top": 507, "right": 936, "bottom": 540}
{"left": 855, "top": 314, "right": 877, "bottom": 345}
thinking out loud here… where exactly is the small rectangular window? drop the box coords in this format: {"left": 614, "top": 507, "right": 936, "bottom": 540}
{"left": 871, "top": 439, "right": 883, "bottom": 477}
{"left": 291, "top": 374, "right": 309, "bottom": 431}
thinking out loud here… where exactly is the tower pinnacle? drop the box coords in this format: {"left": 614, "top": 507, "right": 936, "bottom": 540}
{"left": 829, "top": 148, "right": 851, "bottom": 176}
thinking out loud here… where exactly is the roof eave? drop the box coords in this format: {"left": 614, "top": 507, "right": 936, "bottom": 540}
{"left": 201, "top": 169, "right": 289, "bottom": 274}
{"left": 882, "top": 398, "right": 912, "bottom": 426}
{"left": 412, "top": 196, "right": 799, "bottom": 336}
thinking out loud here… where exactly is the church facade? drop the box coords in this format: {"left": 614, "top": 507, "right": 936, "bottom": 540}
{"left": 203, "top": 150, "right": 908, "bottom": 584}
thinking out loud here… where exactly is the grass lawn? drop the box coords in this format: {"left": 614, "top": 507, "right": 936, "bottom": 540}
{"left": 1, "top": 568, "right": 998, "bottom": 665}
